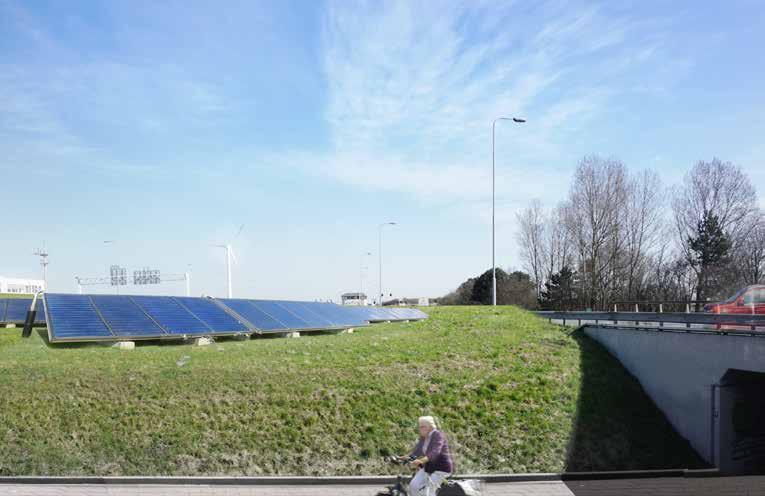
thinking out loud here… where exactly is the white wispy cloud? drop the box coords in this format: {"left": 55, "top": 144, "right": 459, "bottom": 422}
{"left": 316, "top": 0, "right": 678, "bottom": 210}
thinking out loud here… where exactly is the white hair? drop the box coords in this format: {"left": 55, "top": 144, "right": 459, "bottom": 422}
{"left": 418, "top": 416, "right": 438, "bottom": 430}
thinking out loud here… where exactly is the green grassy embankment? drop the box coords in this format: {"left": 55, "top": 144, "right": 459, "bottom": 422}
{"left": 0, "top": 306, "right": 705, "bottom": 475}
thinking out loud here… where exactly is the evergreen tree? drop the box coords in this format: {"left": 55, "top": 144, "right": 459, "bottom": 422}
{"left": 540, "top": 266, "right": 577, "bottom": 310}
{"left": 471, "top": 268, "right": 509, "bottom": 305}
{"left": 688, "top": 210, "right": 732, "bottom": 302}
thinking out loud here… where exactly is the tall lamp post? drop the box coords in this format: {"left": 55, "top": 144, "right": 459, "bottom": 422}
{"left": 378, "top": 222, "right": 397, "bottom": 306}
{"left": 492, "top": 117, "right": 526, "bottom": 306}
{"left": 360, "top": 251, "right": 371, "bottom": 305}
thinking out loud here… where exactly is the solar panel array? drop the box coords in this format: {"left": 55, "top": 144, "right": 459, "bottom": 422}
{"left": 41, "top": 293, "right": 427, "bottom": 343}
{"left": 347, "top": 305, "right": 429, "bottom": 322}
{"left": 0, "top": 297, "right": 46, "bottom": 325}
{"left": 44, "top": 294, "right": 247, "bottom": 341}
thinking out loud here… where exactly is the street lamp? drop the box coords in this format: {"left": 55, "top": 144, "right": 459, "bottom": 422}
{"left": 378, "top": 222, "right": 397, "bottom": 306}
{"left": 360, "top": 252, "right": 371, "bottom": 305}
{"left": 492, "top": 116, "right": 526, "bottom": 306}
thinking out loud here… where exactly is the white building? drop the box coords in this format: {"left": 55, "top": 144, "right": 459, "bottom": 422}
{"left": 341, "top": 292, "right": 368, "bottom": 306}
{"left": 0, "top": 276, "right": 45, "bottom": 295}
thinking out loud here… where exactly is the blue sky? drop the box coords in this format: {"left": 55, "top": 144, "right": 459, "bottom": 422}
{"left": 2, "top": 0, "right": 764, "bottom": 301}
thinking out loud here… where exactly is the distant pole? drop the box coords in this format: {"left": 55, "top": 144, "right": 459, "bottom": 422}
{"left": 360, "top": 251, "right": 371, "bottom": 305}
{"left": 34, "top": 245, "right": 49, "bottom": 290}
{"left": 185, "top": 264, "right": 192, "bottom": 297}
{"left": 104, "top": 240, "right": 118, "bottom": 295}
{"left": 226, "top": 244, "right": 233, "bottom": 298}
{"left": 378, "top": 222, "right": 397, "bottom": 306}
{"left": 492, "top": 116, "right": 526, "bottom": 306}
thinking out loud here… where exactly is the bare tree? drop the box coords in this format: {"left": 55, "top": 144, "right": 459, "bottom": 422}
{"left": 544, "top": 202, "right": 572, "bottom": 280}
{"left": 516, "top": 199, "right": 546, "bottom": 299}
{"left": 510, "top": 156, "right": 756, "bottom": 312}
{"left": 622, "top": 170, "right": 664, "bottom": 299}
{"left": 672, "top": 158, "right": 758, "bottom": 300}
{"left": 737, "top": 212, "right": 765, "bottom": 285}
{"left": 566, "top": 156, "right": 629, "bottom": 308}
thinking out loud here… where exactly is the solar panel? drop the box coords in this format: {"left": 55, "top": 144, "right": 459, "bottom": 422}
{"left": 41, "top": 293, "right": 424, "bottom": 343}
{"left": 90, "top": 295, "right": 166, "bottom": 337}
{"left": 174, "top": 297, "right": 249, "bottom": 333}
{"left": 343, "top": 305, "right": 379, "bottom": 322}
{"left": 409, "top": 308, "right": 429, "bottom": 319}
{"left": 0, "top": 298, "right": 46, "bottom": 324}
{"left": 344, "top": 306, "right": 428, "bottom": 322}
{"left": 358, "top": 306, "right": 393, "bottom": 322}
{"left": 250, "top": 300, "right": 312, "bottom": 329}
{"left": 388, "top": 308, "right": 411, "bottom": 320}
{"left": 305, "top": 302, "right": 366, "bottom": 327}
{"left": 131, "top": 296, "right": 212, "bottom": 335}
{"left": 282, "top": 301, "right": 345, "bottom": 329}
{"left": 45, "top": 294, "right": 114, "bottom": 340}
{"left": 396, "top": 308, "right": 415, "bottom": 320}
{"left": 217, "top": 298, "right": 288, "bottom": 332}
{"left": 4, "top": 299, "right": 31, "bottom": 323}
{"left": 278, "top": 300, "right": 340, "bottom": 330}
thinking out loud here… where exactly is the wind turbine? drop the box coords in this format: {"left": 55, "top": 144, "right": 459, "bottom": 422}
{"left": 213, "top": 224, "right": 244, "bottom": 298}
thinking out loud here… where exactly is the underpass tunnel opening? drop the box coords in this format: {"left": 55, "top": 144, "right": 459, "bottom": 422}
{"left": 715, "top": 369, "right": 765, "bottom": 475}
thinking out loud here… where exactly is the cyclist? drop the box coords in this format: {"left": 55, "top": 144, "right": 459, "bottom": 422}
{"left": 399, "top": 416, "right": 454, "bottom": 496}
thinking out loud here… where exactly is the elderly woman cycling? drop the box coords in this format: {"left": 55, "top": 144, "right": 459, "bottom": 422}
{"left": 396, "top": 416, "right": 454, "bottom": 496}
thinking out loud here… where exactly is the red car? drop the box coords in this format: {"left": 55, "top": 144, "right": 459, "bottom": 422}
{"left": 704, "top": 285, "right": 765, "bottom": 314}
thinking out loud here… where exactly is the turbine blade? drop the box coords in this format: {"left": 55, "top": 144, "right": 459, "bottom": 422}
{"left": 231, "top": 224, "right": 245, "bottom": 242}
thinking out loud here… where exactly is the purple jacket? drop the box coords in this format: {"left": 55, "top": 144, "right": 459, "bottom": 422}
{"left": 409, "top": 430, "right": 453, "bottom": 474}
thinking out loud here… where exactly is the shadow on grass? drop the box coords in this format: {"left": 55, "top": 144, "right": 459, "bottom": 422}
{"left": 36, "top": 329, "right": 260, "bottom": 349}
{"left": 564, "top": 328, "right": 709, "bottom": 472}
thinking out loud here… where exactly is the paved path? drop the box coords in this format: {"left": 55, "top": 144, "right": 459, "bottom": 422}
{"left": 564, "top": 476, "right": 765, "bottom": 495}
{"left": 3, "top": 477, "right": 765, "bottom": 496}
{"left": 0, "top": 481, "right": 574, "bottom": 496}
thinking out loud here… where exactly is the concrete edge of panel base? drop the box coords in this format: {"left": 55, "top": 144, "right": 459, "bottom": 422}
{"left": 193, "top": 337, "right": 213, "bottom": 346}
{"left": 110, "top": 341, "right": 135, "bottom": 350}
{"left": 327, "top": 328, "right": 354, "bottom": 335}
{"left": 5, "top": 323, "right": 17, "bottom": 328}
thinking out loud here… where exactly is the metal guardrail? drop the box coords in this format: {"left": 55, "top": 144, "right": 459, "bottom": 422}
{"left": 610, "top": 301, "right": 709, "bottom": 313}
{"left": 536, "top": 311, "right": 765, "bottom": 332}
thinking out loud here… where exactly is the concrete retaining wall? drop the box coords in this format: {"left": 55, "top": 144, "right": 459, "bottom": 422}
{"left": 583, "top": 327, "right": 765, "bottom": 465}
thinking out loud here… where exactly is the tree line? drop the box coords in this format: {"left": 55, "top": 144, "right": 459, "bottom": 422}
{"left": 517, "top": 156, "right": 762, "bottom": 310}
{"left": 439, "top": 156, "right": 763, "bottom": 310}
{"left": 438, "top": 267, "right": 537, "bottom": 307}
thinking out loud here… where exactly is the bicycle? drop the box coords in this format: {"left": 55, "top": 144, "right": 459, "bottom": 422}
{"left": 374, "top": 456, "right": 482, "bottom": 496}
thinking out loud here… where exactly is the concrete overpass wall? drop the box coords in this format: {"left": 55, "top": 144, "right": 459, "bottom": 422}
{"left": 583, "top": 327, "right": 765, "bottom": 467}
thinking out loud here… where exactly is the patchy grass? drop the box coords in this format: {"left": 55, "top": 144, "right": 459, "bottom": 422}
{"left": 0, "top": 306, "right": 705, "bottom": 475}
